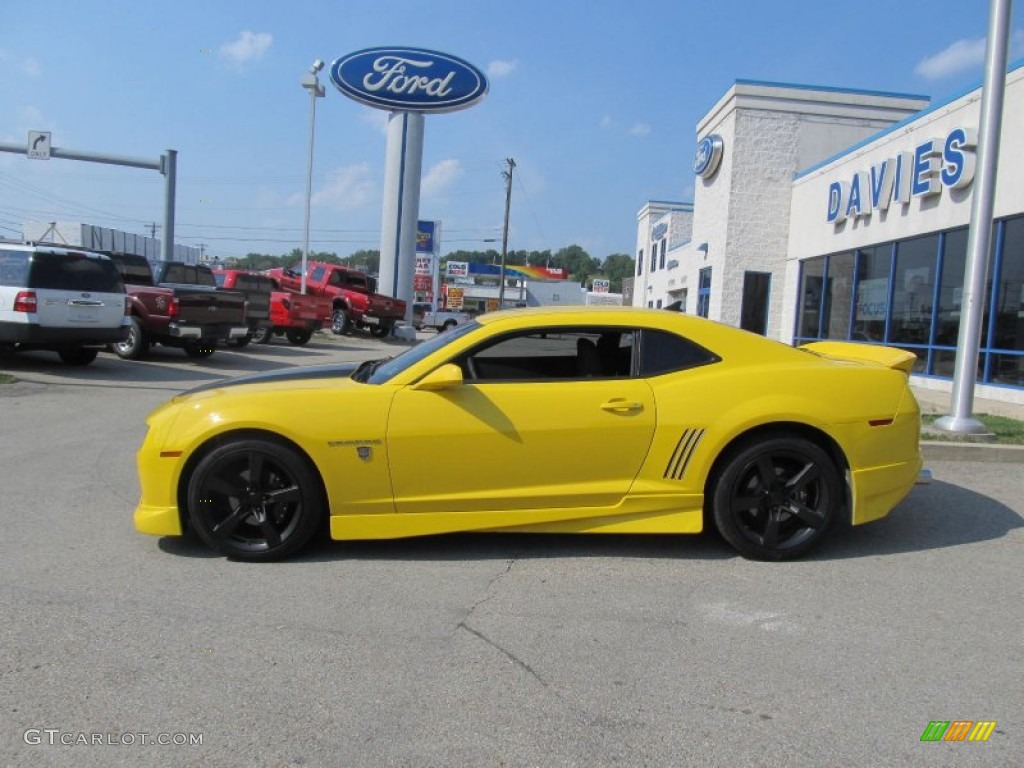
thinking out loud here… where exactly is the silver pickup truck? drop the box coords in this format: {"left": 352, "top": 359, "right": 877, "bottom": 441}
{"left": 412, "top": 302, "right": 472, "bottom": 332}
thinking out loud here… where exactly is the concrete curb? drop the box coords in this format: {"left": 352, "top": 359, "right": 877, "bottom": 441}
{"left": 921, "top": 440, "right": 1024, "bottom": 463}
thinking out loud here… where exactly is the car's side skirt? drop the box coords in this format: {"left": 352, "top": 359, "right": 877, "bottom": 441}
{"left": 329, "top": 494, "right": 706, "bottom": 540}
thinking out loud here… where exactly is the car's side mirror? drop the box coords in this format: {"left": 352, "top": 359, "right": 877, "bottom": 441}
{"left": 412, "top": 363, "right": 464, "bottom": 391}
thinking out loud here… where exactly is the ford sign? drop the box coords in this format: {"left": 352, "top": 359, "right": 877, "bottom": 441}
{"left": 693, "top": 134, "right": 724, "bottom": 179}
{"left": 330, "top": 47, "right": 488, "bottom": 113}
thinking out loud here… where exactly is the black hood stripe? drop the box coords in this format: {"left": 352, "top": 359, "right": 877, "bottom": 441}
{"left": 182, "top": 363, "right": 360, "bottom": 396}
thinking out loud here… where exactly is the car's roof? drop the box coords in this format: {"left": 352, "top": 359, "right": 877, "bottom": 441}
{"left": 0, "top": 242, "right": 115, "bottom": 260}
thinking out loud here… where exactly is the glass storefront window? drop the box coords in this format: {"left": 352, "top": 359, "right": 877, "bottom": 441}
{"left": 853, "top": 245, "right": 892, "bottom": 342}
{"left": 890, "top": 235, "right": 939, "bottom": 345}
{"left": 798, "top": 257, "right": 825, "bottom": 339}
{"left": 824, "top": 251, "right": 854, "bottom": 340}
{"left": 934, "top": 228, "right": 967, "bottom": 348}
{"left": 991, "top": 218, "right": 1024, "bottom": 353}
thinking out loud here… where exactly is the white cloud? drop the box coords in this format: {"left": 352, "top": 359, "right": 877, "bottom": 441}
{"left": 219, "top": 31, "right": 273, "bottom": 70}
{"left": 23, "top": 57, "right": 40, "bottom": 76}
{"left": 421, "top": 159, "right": 463, "bottom": 198}
{"left": 629, "top": 122, "right": 651, "bottom": 138}
{"left": 599, "top": 114, "right": 613, "bottom": 129}
{"left": 359, "top": 109, "right": 390, "bottom": 135}
{"left": 915, "top": 37, "right": 987, "bottom": 80}
{"left": 487, "top": 59, "right": 517, "bottom": 78}
{"left": 290, "top": 163, "right": 375, "bottom": 211}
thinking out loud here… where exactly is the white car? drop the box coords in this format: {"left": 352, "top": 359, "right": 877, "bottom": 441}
{"left": 0, "top": 243, "right": 129, "bottom": 365}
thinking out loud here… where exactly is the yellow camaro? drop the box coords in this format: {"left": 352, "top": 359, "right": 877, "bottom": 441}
{"left": 134, "top": 307, "right": 922, "bottom": 562}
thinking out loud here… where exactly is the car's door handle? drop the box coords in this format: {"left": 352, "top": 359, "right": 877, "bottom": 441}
{"left": 600, "top": 399, "right": 644, "bottom": 413}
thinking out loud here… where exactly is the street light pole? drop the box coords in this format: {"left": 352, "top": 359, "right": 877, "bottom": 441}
{"left": 300, "top": 60, "right": 326, "bottom": 295}
{"left": 498, "top": 157, "right": 515, "bottom": 309}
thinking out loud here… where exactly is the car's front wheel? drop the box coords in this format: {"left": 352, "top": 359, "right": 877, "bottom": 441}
{"left": 331, "top": 310, "right": 351, "bottom": 335}
{"left": 712, "top": 435, "right": 841, "bottom": 561}
{"left": 186, "top": 438, "right": 325, "bottom": 561}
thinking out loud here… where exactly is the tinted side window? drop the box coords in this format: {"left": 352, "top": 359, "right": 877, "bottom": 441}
{"left": 310, "top": 266, "right": 326, "bottom": 282}
{"left": 28, "top": 252, "right": 124, "bottom": 293}
{"left": 214, "top": 273, "right": 226, "bottom": 287}
{"left": 639, "top": 329, "right": 718, "bottom": 376}
{"left": 195, "top": 267, "right": 217, "bottom": 287}
{"left": 0, "top": 250, "right": 29, "bottom": 287}
{"left": 462, "top": 328, "right": 634, "bottom": 381}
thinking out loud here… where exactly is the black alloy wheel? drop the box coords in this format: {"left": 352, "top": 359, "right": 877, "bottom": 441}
{"left": 712, "top": 436, "right": 841, "bottom": 561}
{"left": 187, "top": 438, "right": 324, "bottom": 561}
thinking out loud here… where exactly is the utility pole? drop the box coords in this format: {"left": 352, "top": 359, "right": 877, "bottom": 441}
{"left": 498, "top": 157, "right": 515, "bottom": 309}
{"left": 147, "top": 222, "right": 159, "bottom": 239}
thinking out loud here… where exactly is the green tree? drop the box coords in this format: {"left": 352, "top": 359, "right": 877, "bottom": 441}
{"left": 553, "top": 244, "right": 599, "bottom": 284}
{"left": 601, "top": 253, "right": 636, "bottom": 293}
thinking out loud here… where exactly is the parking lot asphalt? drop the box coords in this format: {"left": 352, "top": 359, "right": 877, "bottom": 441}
{"left": 1, "top": 333, "right": 1021, "bottom": 767}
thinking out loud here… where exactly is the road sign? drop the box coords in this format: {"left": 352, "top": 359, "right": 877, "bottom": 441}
{"left": 28, "top": 131, "right": 51, "bottom": 160}
{"left": 592, "top": 278, "right": 610, "bottom": 293}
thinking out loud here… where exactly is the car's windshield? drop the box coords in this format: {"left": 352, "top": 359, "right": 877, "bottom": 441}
{"left": 360, "top": 319, "right": 480, "bottom": 384}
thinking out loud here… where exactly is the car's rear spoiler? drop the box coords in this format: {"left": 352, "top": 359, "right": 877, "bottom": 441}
{"left": 799, "top": 341, "right": 917, "bottom": 375}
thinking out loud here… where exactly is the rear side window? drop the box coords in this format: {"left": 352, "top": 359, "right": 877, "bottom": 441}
{"left": 0, "top": 250, "right": 29, "bottom": 286}
{"left": 108, "top": 254, "right": 154, "bottom": 286}
{"left": 28, "top": 252, "right": 124, "bottom": 293}
{"left": 638, "top": 329, "right": 719, "bottom": 376}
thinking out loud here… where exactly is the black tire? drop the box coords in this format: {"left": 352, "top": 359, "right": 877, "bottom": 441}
{"left": 186, "top": 438, "right": 324, "bottom": 561}
{"left": 183, "top": 341, "right": 216, "bottom": 359}
{"left": 58, "top": 347, "right": 98, "bottom": 366}
{"left": 252, "top": 327, "right": 273, "bottom": 344}
{"left": 711, "top": 435, "right": 841, "bottom": 561}
{"left": 227, "top": 335, "right": 251, "bottom": 348}
{"left": 285, "top": 329, "right": 312, "bottom": 346}
{"left": 442, "top": 320, "right": 457, "bottom": 332}
{"left": 331, "top": 309, "right": 351, "bottom": 335}
{"left": 113, "top": 317, "right": 149, "bottom": 360}
{"left": 369, "top": 324, "right": 391, "bottom": 338}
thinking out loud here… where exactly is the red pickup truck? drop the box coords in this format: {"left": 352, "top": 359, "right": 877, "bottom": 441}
{"left": 265, "top": 262, "right": 406, "bottom": 338}
{"left": 253, "top": 290, "right": 331, "bottom": 346}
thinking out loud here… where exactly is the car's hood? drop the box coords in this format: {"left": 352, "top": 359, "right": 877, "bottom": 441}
{"left": 182, "top": 362, "right": 361, "bottom": 397}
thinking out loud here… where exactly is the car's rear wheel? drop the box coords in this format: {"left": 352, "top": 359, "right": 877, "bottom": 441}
{"left": 187, "top": 438, "right": 324, "bottom": 561}
{"left": 183, "top": 341, "right": 216, "bottom": 359}
{"left": 113, "top": 317, "right": 148, "bottom": 360}
{"left": 369, "top": 324, "right": 391, "bottom": 338}
{"left": 58, "top": 347, "right": 98, "bottom": 366}
{"left": 442, "top": 320, "right": 457, "bottom": 331}
{"left": 712, "top": 435, "right": 841, "bottom": 561}
{"left": 285, "top": 329, "right": 312, "bottom": 345}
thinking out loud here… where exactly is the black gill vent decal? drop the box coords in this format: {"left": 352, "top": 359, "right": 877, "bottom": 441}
{"left": 664, "top": 429, "right": 706, "bottom": 480}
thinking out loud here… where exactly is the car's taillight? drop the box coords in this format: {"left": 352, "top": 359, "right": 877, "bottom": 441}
{"left": 168, "top": 297, "right": 179, "bottom": 319}
{"left": 14, "top": 290, "right": 37, "bottom": 313}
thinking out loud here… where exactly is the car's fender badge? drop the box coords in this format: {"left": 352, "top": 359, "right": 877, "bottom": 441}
{"left": 327, "top": 439, "right": 381, "bottom": 462}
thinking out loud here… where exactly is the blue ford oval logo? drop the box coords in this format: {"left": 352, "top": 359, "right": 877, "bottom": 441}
{"left": 693, "top": 134, "right": 724, "bottom": 178}
{"left": 330, "top": 47, "right": 488, "bottom": 113}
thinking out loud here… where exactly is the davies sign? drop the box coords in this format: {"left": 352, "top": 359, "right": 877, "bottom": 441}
{"left": 330, "top": 47, "right": 488, "bottom": 113}
{"left": 826, "top": 127, "right": 976, "bottom": 224}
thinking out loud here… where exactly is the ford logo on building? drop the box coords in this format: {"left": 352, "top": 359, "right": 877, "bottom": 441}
{"left": 693, "top": 134, "right": 724, "bottom": 179}
{"left": 330, "top": 47, "right": 488, "bottom": 113}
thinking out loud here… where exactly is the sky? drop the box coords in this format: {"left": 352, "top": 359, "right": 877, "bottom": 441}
{"left": 1, "top": 0, "right": 1021, "bottom": 263}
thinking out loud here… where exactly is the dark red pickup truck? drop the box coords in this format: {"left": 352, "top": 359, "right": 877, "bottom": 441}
{"left": 106, "top": 254, "right": 248, "bottom": 360}
{"left": 265, "top": 262, "right": 406, "bottom": 338}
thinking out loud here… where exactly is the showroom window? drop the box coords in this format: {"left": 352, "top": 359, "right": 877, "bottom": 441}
{"left": 793, "top": 217, "right": 1024, "bottom": 390}
{"left": 696, "top": 268, "right": 712, "bottom": 318}
{"left": 659, "top": 239, "right": 667, "bottom": 269}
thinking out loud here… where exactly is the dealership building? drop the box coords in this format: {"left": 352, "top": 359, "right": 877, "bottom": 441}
{"left": 635, "top": 61, "right": 1024, "bottom": 403}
